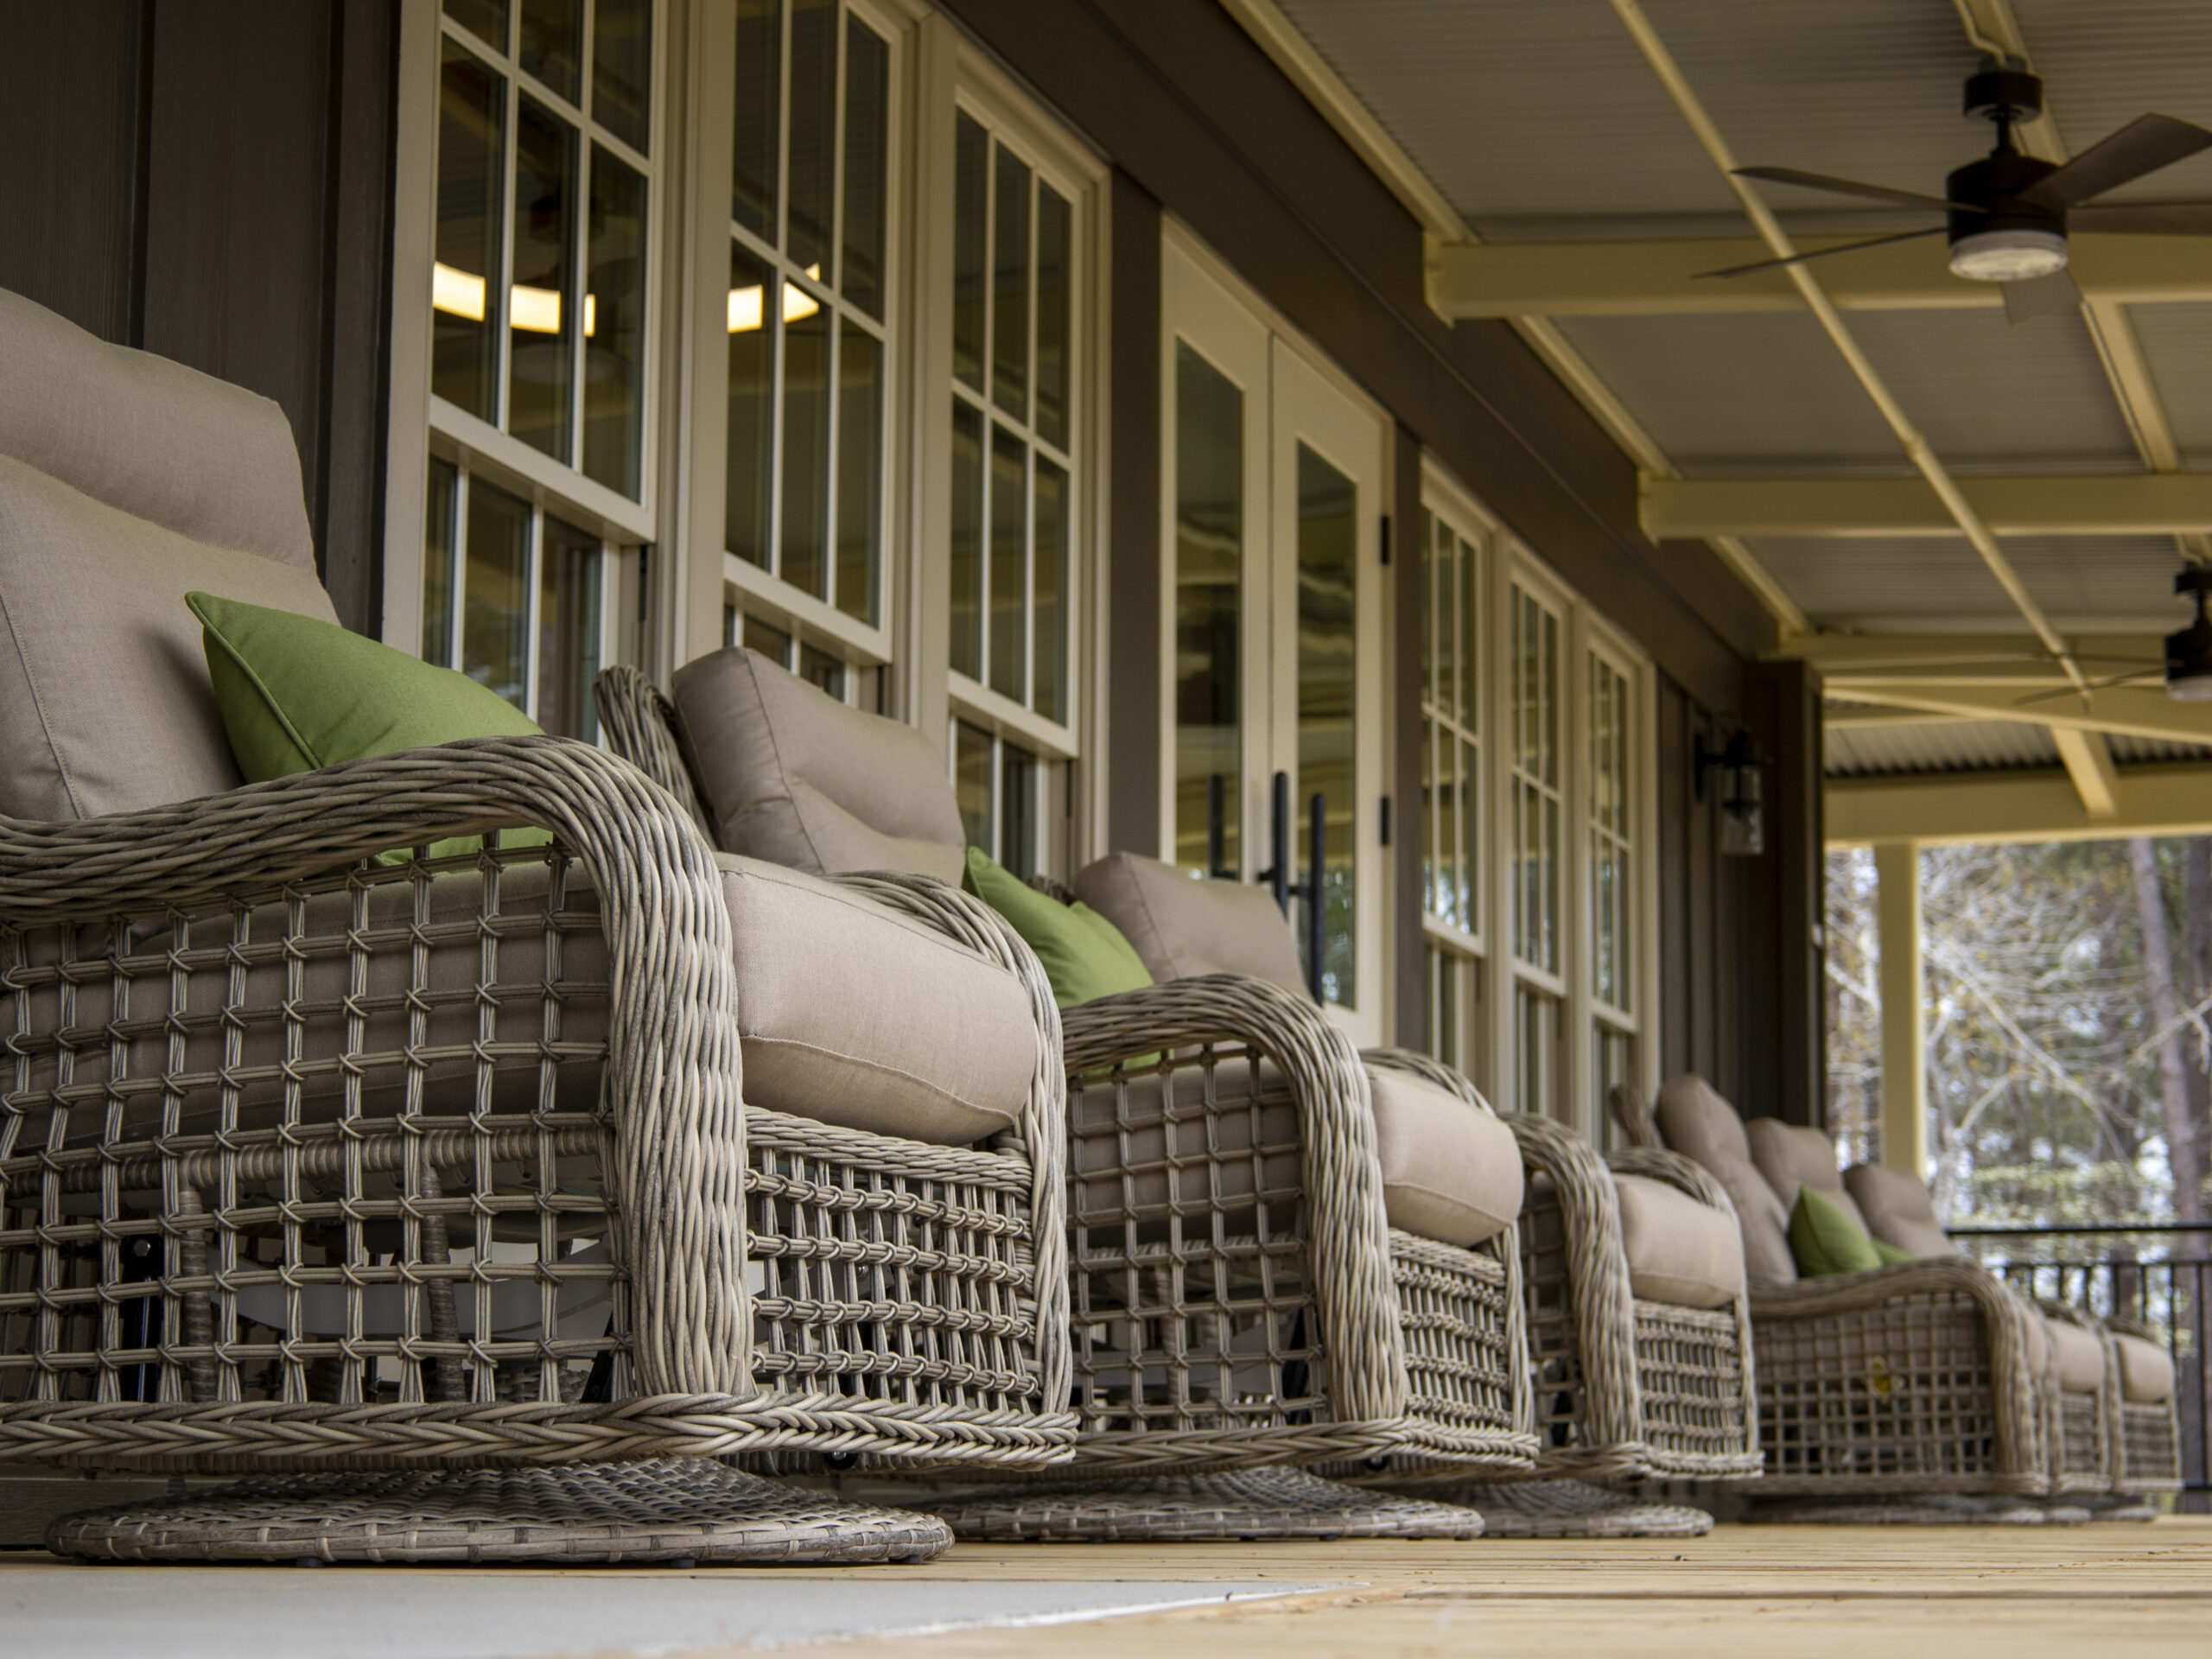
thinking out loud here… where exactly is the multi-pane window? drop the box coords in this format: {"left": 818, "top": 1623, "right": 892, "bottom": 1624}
{"left": 728, "top": 0, "right": 893, "bottom": 626}
{"left": 724, "top": 601, "right": 884, "bottom": 712}
{"left": 1590, "top": 647, "right": 1638, "bottom": 1131}
{"left": 955, "top": 721, "right": 1039, "bottom": 880}
{"left": 1421, "top": 508, "right": 1483, "bottom": 1071}
{"left": 947, "top": 107, "right": 1076, "bottom": 729}
{"left": 422, "top": 457, "right": 607, "bottom": 739}
{"left": 1510, "top": 580, "right": 1566, "bottom": 1119}
{"left": 434, "top": 0, "right": 654, "bottom": 498}
{"left": 1172, "top": 342, "right": 1244, "bottom": 879}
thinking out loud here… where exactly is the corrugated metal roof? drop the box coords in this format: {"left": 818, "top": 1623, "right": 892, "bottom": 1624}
{"left": 1826, "top": 714, "right": 2212, "bottom": 779}
{"left": 2109, "top": 733, "right": 2212, "bottom": 765}
{"left": 2010, "top": 0, "right": 2212, "bottom": 204}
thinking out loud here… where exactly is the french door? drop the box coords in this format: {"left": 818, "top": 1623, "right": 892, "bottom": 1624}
{"left": 1161, "top": 232, "right": 1389, "bottom": 1046}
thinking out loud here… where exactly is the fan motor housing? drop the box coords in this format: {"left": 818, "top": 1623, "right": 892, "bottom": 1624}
{"left": 1945, "top": 149, "right": 2066, "bottom": 245}
{"left": 1964, "top": 67, "right": 2044, "bottom": 124}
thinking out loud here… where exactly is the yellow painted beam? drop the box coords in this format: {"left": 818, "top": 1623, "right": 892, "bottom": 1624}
{"left": 1645, "top": 473, "right": 2212, "bottom": 539}
{"left": 1872, "top": 842, "right": 1927, "bottom": 1175}
{"left": 1831, "top": 683, "right": 2212, "bottom": 748}
{"left": 1781, "top": 632, "right": 2164, "bottom": 671}
{"left": 1827, "top": 762, "right": 2212, "bottom": 847}
{"left": 1427, "top": 233, "right": 2212, "bottom": 319}
{"left": 2051, "top": 728, "right": 2120, "bottom": 820}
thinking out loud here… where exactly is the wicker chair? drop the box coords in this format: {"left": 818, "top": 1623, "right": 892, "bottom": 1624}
{"left": 0, "top": 290, "right": 1074, "bottom": 1565}
{"left": 596, "top": 664, "right": 1537, "bottom": 1541}
{"left": 1611, "top": 1079, "right": 2053, "bottom": 1505}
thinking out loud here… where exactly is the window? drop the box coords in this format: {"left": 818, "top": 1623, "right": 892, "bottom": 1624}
{"left": 1510, "top": 578, "right": 1566, "bottom": 1117}
{"left": 727, "top": 0, "right": 894, "bottom": 632}
{"left": 1589, "top": 645, "right": 1640, "bottom": 1131}
{"left": 723, "top": 599, "right": 885, "bottom": 712}
{"left": 1421, "top": 508, "right": 1483, "bottom": 1071}
{"left": 956, "top": 720, "right": 1040, "bottom": 880}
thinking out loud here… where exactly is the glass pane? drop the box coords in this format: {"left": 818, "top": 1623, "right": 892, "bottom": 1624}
{"left": 444, "top": 0, "right": 507, "bottom": 50}
{"left": 726, "top": 241, "right": 773, "bottom": 568}
{"left": 785, "top": 0, "right": 836, "bottom": 273}
{"left": 835, "top": 320, "right": 881, "bottom": 624}
{"left": 537, "top": 516, "right": 601, "bottom": 740}
{"left": 949, "top": 399, "right": 984, "bottom": 679}
{"left": 1435, "top": 727, "right": 1458, "bottom": 930}
{"left": 1172, "top": 344, "right": 1243, "bottom": 880}
{"left": 434, "top": 40, "right": 504, "bottom": 421}
{"left": 731, "top": 0, "right": 781, "bottom": 239}
{"left": 992, "top": 147, "right": 1031, "bottom": 417}
{"left": 798, "top": 641, "right": 845, "bottom": 700}
{"left": 951, "top": 115, "right": 987, "bottom": 393}
{"left": 743, "top": 612, "right": 791, "bottom": 665}
{"left": 422, "top": 456, "right": 460, "bottom": 667}
{"left": 1034, "top": 184, "right": 1070, "bottom": 450}
{"left": 582, "top": 144, "right": 645, "bottom": 498}
{"left": 988, "top": 424, "right": 1027, "bottom": 702}
{"left": 1033, "top": 456, "right": 1066, "bottom": 723}
{"left": 841, "top": 18, "right": 889, "bottom": 318}
{"left": 1435, "top": 523, "right": 1459, "bottom": 724}
{"left": 463, "top": 479, "right": 531, "bottom": 709}
{"left": 955, "top": 721, "right": 992, "bottom": 851}
{"left": 1421, "top": 724, "right": 1438, "bottom": 919}
{"left": 1459, "top": 527, "right": 1480, "bottom": 730}
{"left": 1459, "top": 735, "right": 1479, "bottom": 936}
{"left": 779, "top": 295, "right": 830, "bottom": 597}
{"left": 1296, "top": 442, "right": 1357, "bottom": 1007}
{"left": 519, "top": 0, "right": 580, "bottom": 101}
{"left": 591, "top": 0, "right": 652, "bottom": 154}
{"left": 1000, "top": 742, "right": 1036, "bottom": 881}
{"left": 510, "top": 97, "right": 577, "bottom": 462}
{"left": 1421, "top": 512, "right": 1439, "bottom": 711}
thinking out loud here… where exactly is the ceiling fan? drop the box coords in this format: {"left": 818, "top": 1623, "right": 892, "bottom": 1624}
{"left": 1707, "top": 66, "right": 2212, "bottom": 321}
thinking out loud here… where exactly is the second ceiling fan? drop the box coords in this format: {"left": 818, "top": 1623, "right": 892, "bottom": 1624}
{"left": 1709, "top": 65, "right": 2212, "bottom": 321}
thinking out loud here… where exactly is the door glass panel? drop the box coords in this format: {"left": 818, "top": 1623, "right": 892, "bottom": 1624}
{"left": 422, "top": 457, "right": 460, "bottom": 666}
{"left": 537, "top": 515, "right": 601, "bottom": 740}
{"left": 509, "top": 97, "right": 577, "bottom": 463}
{"left": 590, "top": 0, "right": 653, "bottom": 154}
{"left": 435, "top": 39, "right": 505, "bottom": 421}
{"left": 726, "top": 243, "right": 773, "bottom": 568}
{"left": 988, "top": 424, "right": 1027, "bottom": 702}
{"left": 731, "top": 0, "right": 781, "bottom": 238}
{"left": 1295, "top": 442, "right": 1357, "bottom": 1007}
{"left": 583, "top": 144, "right": 645, "bottom": 498}
{"left": 463, "top": 478, "right": 532, "bottom": 708}
{"left": 1172, "top": 344, "right": 1243, "bottom": 879}
{"left": 785, "top": 0, "right": 836, "bottom": 275}
{"left": 841, "top": 18, "right": 889, "bottom": 319}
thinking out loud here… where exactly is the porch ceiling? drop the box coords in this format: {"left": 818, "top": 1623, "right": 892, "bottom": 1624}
{"left": 1254, "top": 0, "right": 2212, "bottom": 831}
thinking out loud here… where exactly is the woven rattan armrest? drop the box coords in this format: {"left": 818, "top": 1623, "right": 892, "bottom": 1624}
{"left": 0, "top": 734, "right": 746, "bottom": 1401}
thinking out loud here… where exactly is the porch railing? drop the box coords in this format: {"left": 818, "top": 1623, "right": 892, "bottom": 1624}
{"left": 1949, "top": 1222, "right": 2211, "bottom": 1510}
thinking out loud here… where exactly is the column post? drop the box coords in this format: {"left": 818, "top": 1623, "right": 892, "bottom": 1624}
{"left": 1873, "top": 840, "right": 1926, "bottom": 1174}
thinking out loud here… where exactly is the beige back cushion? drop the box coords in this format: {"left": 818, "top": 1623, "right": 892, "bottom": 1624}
{"left": 1072, "top": 851, "right": 1311, "bottom": 998}
{"left": 671, "top": 647, "right": 966, "bottom": 884}
{"left": 1655, "top": 1073, "right": 1796, "bottom": 1285}
{"left": 1612, "top": 1173, "right": 1746, "bottom": 1310}
{"left": 0, "top": 288, "right": 335, "bottom": 820}
{"left": 1842, "top": 1162, "right": 1955, "bottom": 1259}
{"left": 1746, "top": 1118, "right": 1868, "bottom": 1236}
{"left": 1366, "top": 1067, "right": 1523, "bottom": 1249}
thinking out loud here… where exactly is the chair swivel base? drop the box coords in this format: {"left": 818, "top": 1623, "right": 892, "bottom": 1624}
{"left": 1424, "top": 1478, "right": 1713, "bottom": 1539}
{"left": 48, "top": 1458, "right": 954, "bottom": 1567}
{"left": 926, "top": 1468, "right": 1484, "bottom": 1542}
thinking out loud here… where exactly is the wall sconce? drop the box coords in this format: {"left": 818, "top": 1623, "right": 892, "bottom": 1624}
{"left": 1697, "top": 726, "right": 1765, "bottom": 857}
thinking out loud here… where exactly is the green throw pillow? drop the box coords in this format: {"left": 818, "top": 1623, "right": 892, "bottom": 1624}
{"left": 963, "top": 847, "right": 1153, "bottom": 1009}
{"left": 188, "top": 591, "right": 549, "bottom": 862}
{"left": 1872, "top": 1237, "right": 1916, "bottom": 1266}
{"left": 1788, "top": 1187, "right": 1885, "bottom": 1277}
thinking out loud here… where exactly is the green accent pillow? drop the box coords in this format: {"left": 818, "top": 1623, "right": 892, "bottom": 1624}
{"left": 1788, "top": 1186, "right": 1885, "bottom": 1277}
{"left": 188, "top": 591, "right": 548, "bottom": 861}
{"left": 963, "top": 847, "right": 1153, "bottom": 1009}
{"left": 1872, "top": 1237, "right": 1917, "bottom": 1266}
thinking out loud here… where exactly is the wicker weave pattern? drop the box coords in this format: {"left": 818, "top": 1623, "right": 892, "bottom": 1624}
{"left": 0, "top": 738, "right": 1072, "bottom": 1469}
{"left": 593, "top": 667, "right": 716, "bottom": 845}
{"left": 926, "top": 1467, "right": 1488, "bottom": 1541}
{"left": 2104, "top": 1314, "right": 2183, "bottom": 1496}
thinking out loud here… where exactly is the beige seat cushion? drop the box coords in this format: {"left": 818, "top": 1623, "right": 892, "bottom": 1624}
{"left": 1612, "top": 1173, "right": 1747, "bottom": 1309}
{"left": 1655, "top": 1074, "right": 1796, "bottom": 1286}
{"left": 0, "top": 290, "right": 334, "bottom": 821}
{"left": 671, "top": 647, "right": 966, "bottom": 884}
{"left": 1746, "top": 1117, "right": 1868, "bottom": 1236}
{"left": 2045, "top": 1315, "right": 2107, "bottom": 1394}
{"left": 719, "top": 855, "right": 1036, "bottom": 1144}
{"left": 1842, "top": 1162, "right": 1955, "bottom": 1259}
{"left": 1072, "top": 852, "right": 1310, "bottom": 998}
{"left": 1367, "top": 1067, "right": 1522, "bottom": 1249}
{"left": 2114, "top": 1332, "right": 2175, "bottom": 1404}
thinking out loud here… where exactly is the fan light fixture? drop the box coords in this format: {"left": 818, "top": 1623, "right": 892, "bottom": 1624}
{"left": 1948, "top": 226, "right": 2069, "bottom": 281}
{"left": 2166, "top": 566, "right": 2212, "bottom": 702}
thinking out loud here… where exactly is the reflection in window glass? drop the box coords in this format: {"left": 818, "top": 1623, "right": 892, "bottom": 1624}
{"left": 785, "top": 0, "right": 837, "bottom": 276}
{"left": 518, "top": 0, "right": 580, "bottom": 101}
{"left": 435, "top": 40, "right": 505, "bottom": 420}
{"left": 1511, "top": 585, "right": 1562, "bottom": 976}
{"left": 1034, "top": 186, "right": 1071, "bottom": 451}
{"left": 726, "top": 241, "right": 772, "bottom": 568}
{"left": 951, "top": 114, "right": 988, "bottom": 393}
{"left": 779, "top": 297, "right": 832, "bottom": 599}
{"left": 1295, "top": 443, "right": 1357, "bottom": 1007}
{"left": 842, "top": 19, "right": 889, "bottom": 318}
{"left": 743, "top": 612, "right": 792, "bottom": 664}
{"left": 732, "top": 0, "right": 781, "bottom": 238}
{"left": 1000, "top": 741, "right": 1037, "bottom": 880}
{"left": 510, "top": 97, "right": 577, "bottom": 462}
{"left": 1421, "top": 512, "right": 1480, "bottom": 936}
{"left": 988, "top": 425, "right": 1027, "bottom": 703}
{"left": 955, "top": 720, "right": 993, "bottom": 851}
{"left": 1591, "top": 653, "right": 1633, "bottom": 1014}
{"left": 591, "top": 0, "right": 652, "bottom": 154}
{"left": 423, "top": 457, "right": 460, "bottom": 666}
{"left": 463, "top": 478, "right": 532, "bottom": 709}
{"left": 583, "top": 144, "right": 645, "bottom": 497}
{"left": 992, "top": 148, "right": 1031, "bottom": 419}
{"left": 798, "top": 641, "right": 846, "bottom": 701}
{"left": 538, "top": 516, "right": 602, "bottom": 741}
{"left": 1033, "top": 459, "right": 1066, "bottom": 725}
{"left": 836, "top": 321, "right": 882, "bottom": 624}
{"left": 445, "top": 0, "right": 507, "bottom": 51}
{"left": 1173, "top": 344, "right": 1242, "bottom": 880}
{"left": 949, "top": 400, "right": 984, "bottom": 680}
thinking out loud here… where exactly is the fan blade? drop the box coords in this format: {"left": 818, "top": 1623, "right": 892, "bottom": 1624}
{"left": 1733, "top": 166, "right": 1981, "bottom": 213}
{"left": 2069, "top": 200, "right": 2212, "bottom": 235}
{"left": 2022, "top": 113, "right": 2212, "bottom": 210}
{"left": 1695, "top": 226, "right": 1944, "bottom": 280}
{"left": 2003, "top": 266, "right": 2084, "bottom": 322}
{"left": 2014, "top": 670, "right": 2160, "bottom": 707}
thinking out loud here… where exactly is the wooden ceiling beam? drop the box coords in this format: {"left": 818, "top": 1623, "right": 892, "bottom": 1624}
{"left": 1646, "top": 473, "right": 2212, "bottom": 539}
{"left": 1828, "top": 760, "right": 2212, "bottom": 847}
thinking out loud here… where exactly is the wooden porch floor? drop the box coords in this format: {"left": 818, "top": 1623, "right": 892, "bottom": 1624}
{"left": 7, "top": 1515, "right": 2207, "bottom": 1656}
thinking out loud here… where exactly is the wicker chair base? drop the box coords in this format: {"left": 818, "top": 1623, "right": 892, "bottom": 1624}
{"left": 1420, "top": 1479, "right": 1713, "bottom": 1539}
{"left": 925, "top": 1469, "right": 1485, "bottom": 1541}
{"left": 1743, "top": 1495, "right": 2094, "bottom": 1527}
{"left": 46, "top": 1459, "right": 954, "bottom": 1566}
